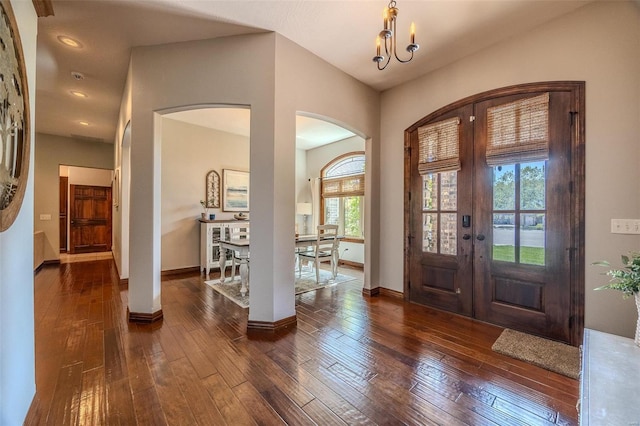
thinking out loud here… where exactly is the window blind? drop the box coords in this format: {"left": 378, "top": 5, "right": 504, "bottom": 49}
{"left": 486, "top": 92, "right": 549, "bottom": 166}
{"left": 417, "top": 117, "right": 461, "bottom": 175}
{"left": 322, "top": 175, "right": 364, "bottom": 198}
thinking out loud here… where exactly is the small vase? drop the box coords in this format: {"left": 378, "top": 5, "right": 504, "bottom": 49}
{"left": 201, "top": 213, "right": 207, "bottom": 220}
{"left": 635, "top": 293, "right": 640, "bottom": 346}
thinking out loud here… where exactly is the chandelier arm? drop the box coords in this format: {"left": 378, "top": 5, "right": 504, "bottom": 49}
{"left": 377, "top": 54, "right": 392, "bottom": 70}
{"left": 394, "top": 50, "right": 414, "bottom": 63}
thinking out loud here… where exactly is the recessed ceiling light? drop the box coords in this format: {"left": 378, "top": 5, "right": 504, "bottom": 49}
{"left": 78, "top": 121, "right": 90, "bottom": 126}
{"left": 71, "top": 71, "right": 85, "bottom": 81}
{"left": 57, "top": 35, "right": 82, "bottom": 48}
{"left": 70, "top": 90, "right": 87, "bottom": 98}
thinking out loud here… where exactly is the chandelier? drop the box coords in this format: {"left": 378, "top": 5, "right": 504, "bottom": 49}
{"left": 372, "top": 0, "right": 419, "bottom": 70}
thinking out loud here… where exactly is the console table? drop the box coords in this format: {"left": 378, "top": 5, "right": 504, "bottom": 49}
{"left": 580, "top": 328, "right": 640, "bottom": 424}
{"left": 199, "top": 219, "right": 249, "bottom": 275}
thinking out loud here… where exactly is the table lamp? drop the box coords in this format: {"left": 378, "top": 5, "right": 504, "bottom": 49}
{"left": 296, "top": 202, "right": 313, "bottom": 234}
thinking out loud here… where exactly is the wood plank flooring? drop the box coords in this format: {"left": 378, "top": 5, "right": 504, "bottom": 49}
{"left": 25, "top": 259, "right": 579, "bottom": 425}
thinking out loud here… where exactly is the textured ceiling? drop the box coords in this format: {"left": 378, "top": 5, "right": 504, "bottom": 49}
{"left": 35, "top": 0, "right": 591, "bottom": 146}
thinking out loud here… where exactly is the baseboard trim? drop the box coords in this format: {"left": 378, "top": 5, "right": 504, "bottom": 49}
{"left": 128, "top": 308, "right": 163, "bottom": 323}
{"left": 362, "top": 287, "right": 380, "bottom": 297}
{"left": 43, "top": 259, "right": 61, "bottom": 266}
{"left": 380, "top": 287, "right": 404, "bottom": 299}
{"left": 247, "top": 315, "right": 297, "bottom": 333}
{"left": 161, "top": 266, "right": 200, "bottom": 279}
{"left": 339, "top": 259, "right": 364, "bottom": 270}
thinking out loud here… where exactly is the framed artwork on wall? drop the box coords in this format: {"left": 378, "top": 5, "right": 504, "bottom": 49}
{"left": 0, "top": 1, "right": 31, "bottom": 232}
{"left": 222, "top": 169, "right": 249, "bottom": 212}
{"left": 205, "top": 170, "right": 220, "bottom": 208}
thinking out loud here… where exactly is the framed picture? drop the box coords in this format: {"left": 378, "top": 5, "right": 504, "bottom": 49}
{"left": 223, "top": 169, "right": 249, "bottom": 212}
{"left": 205, "top": 170, "right": 220, "bottom": 208}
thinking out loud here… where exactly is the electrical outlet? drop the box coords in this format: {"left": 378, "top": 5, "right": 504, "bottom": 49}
{"left": 611, "top": 219, "right": 640, "bottom": 234}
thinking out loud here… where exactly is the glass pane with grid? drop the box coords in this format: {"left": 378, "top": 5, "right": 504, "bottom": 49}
{"left": 492, "top": 161, "right": 546, "bottom": 265}
{"left": 422, "top": 172, "right": 458, "bottom": 255}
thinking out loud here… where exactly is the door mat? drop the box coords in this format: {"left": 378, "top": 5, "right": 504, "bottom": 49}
{"left": 204, "top": 270, "right": 357, "bottom": 309}
{"left": 491, "top": 328, "right": 580, "bottom": 379}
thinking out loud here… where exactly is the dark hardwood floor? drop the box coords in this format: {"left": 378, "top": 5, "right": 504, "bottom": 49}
{"left": 25, "top": 260, "right": 578, "bottom": 425}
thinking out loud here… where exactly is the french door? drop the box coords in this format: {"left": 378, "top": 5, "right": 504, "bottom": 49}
{"left": 405, "top": 82, "right": 584, "bottom": 345}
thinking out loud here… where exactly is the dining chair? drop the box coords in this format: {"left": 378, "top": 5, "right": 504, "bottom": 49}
{"left": 297, "top": 224, "right": 339, "bottom": 283}
{"left": 228, "top": 223, "right": 250, "bottom": 279}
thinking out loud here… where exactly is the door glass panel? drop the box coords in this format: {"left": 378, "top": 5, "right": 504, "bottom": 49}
{"left": 422, "top": 172, "right": 458, "bottom": 256}
{"left": 520, "top": 213, "right": 545, "bottom": 265}
{"left": 492, "top": 161, "right": 547, "bottom": 266}
{"left": 493, "top": 164, "right": 515, "bottom": 210}
{"left": 423, "top": 174, "right": 438, "bottom": 210}
{"left": 441, "top": 172, "right": 457, "bottom": 210}
{"left": 493, "top": 213, "right": 515, "bottom": 262}
{"left": 520, "top": 161, "right": 545, "bottom": 210}
{"left": 441, "top": 213, "right": 457, "bottom": 255}
{"left": 423, "top": 213, "right": 437, "bottom": 253}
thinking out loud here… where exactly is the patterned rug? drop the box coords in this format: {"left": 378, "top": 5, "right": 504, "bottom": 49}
{"left": 204, "top": 269, "right": 357, "bottom": 309}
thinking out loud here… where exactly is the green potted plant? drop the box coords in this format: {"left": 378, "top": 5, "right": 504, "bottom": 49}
{"left": 594, "top": 252, "right": 640, "bottom": 345}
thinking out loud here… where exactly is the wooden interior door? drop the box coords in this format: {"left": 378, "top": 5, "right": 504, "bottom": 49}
{"left": 69, "top": 185, "right": 112, "bottom": 254}
{"left": 408, "top": 104, "right": 474, "bottom": 316}
{"left": 406, "top": 83, "right": 584, "bottom": 344}
{"left": 59, "top": 176, "right": 68, "bottom": 252}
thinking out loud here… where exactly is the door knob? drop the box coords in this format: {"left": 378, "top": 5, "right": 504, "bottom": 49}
{"left": 476, "top": 234, "right": 485, "bottom": 241}
{"left": 462, "top": 234, "right": 471, "bottom": 240}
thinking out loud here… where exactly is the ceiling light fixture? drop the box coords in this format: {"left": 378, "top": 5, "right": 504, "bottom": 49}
{"left": 57, "top": 35, "right": 82, "bottom": 48}
{"left": 70, "top": 90, "right": 87, "bottom": 98}
{"left": 78, "top": 121, "right": 90, "bottom": 126}
{"left": 71, "top": 71, "right": 85, "bottom": 81}
{"left": 372, "top": 0, "right": 419, "bottom": 70}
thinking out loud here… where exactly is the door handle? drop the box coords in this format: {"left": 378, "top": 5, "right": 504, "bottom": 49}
{"left": 462, "top": 234, "right": 471, "bottom": 240}
{"left": 476, "top": 234, "right": 485, "bottom": 241}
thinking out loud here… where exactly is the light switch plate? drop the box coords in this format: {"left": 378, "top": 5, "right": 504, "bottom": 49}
{"left": 611, "top": 219, "right": 640, "bottom": 234}
{"left": 39, "top": 214, "right": 52, "bottom": 221}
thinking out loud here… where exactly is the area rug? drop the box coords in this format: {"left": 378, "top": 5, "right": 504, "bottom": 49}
{"left": 491, "top": 329, "right": 580, "bottom": 379}
{"left": 204, "top": 269, "right": 357, "bottom": 309}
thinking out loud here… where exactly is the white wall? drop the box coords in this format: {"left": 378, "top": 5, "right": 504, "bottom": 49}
{"left": 294, "top": 148, "right": 308, "bottom": 234}
{"left": 118, "top": 31, "right": 380, "bottom": 324}
{"left": 0, "top": 1, "right": 37, "bottom": 423}
{"left": 68, "top": 166, "right": 112, "bottom": 187}
{"left": 305, "top": 136, "right": 366, "bottom": 265}
{"left": 380, "top": 1, "right": 640, "bottom": 338}
{"left": 161, "top": 117, "right": 249, "bottom": 271}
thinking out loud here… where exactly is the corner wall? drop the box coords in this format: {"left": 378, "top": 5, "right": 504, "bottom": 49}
{"left": 380, "top": 1, "right": 640, "bottom": 337}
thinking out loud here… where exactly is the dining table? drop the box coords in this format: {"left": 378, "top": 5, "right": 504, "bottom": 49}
{"left": 217, "top": 234, "right": 342, "bottom": 297}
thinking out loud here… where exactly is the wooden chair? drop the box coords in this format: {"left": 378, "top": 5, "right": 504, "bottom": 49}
{"left": 297, "top": 224, "right": 339, "bottom": 283}
{"left": 228, "top": 223, "right": 249, "bottom": 278}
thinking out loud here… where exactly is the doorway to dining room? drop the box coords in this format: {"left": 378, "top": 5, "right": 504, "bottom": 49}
{"left": 295, "top": 113, "right": 367, "bottom": 273}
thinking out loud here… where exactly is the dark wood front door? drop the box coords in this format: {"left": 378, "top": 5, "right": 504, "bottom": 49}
{"left": 408, "top": 104, "right": 474, "bottom": 316}
{"left": 406, "top": 82, "right": 584, "bottom": 345}
{"left": 69, "top": 185, "right": 112, "bottom": 254}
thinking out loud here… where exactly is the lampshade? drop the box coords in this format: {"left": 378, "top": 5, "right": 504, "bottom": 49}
{"left": 296, "top": 202, "right": 312, "bottom": 216}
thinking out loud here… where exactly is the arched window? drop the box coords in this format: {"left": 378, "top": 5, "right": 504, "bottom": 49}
{"left": 321, "top": 152, "right": 365, "bottom": 240}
